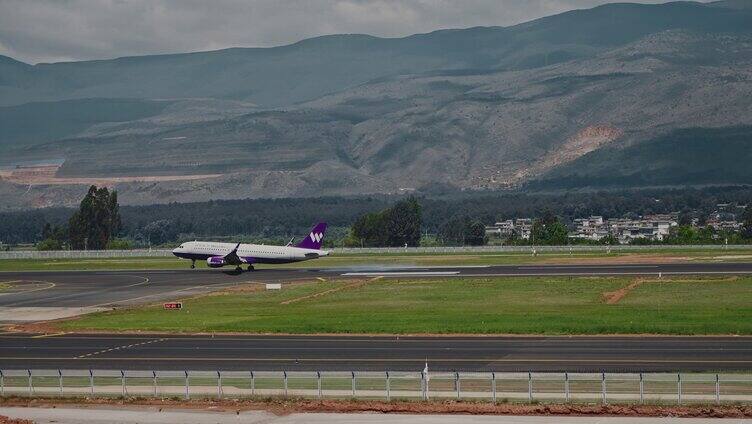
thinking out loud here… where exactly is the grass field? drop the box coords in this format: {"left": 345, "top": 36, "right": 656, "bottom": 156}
{"left": 3, "top": 247, "right": 752, "bottom": 271}
{"left": 61, "top": 275, "right": 752, "bottom": 335}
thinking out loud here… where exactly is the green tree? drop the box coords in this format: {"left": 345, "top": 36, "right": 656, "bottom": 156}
{"left": 384, "top": 197, "right": 422, "bottom": 247}
{"left": 531, "top": 211, "right": 569, "bottom": 245}
{"left": 68, "top": 185, "right": 121, "bottom": 250}
{"left": 106, "top": 238, "right": 134, "bottom": 250}
{"left": 350, "top": 197, "right": 422, "bottom": 247}
{"left": 465, "top": 220, "right": 487, "bottom": 246}
{"left": 36, "top": 238, "right": 63, "bottom": 251}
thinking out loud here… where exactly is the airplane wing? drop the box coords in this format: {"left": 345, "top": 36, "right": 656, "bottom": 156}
{"left": 223, "top": 243, "right": 243, "bottom": 265}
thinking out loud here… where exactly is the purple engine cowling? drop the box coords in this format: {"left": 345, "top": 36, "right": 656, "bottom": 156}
{"left": 207, "top": 256, "right": 226, "bottom": 268}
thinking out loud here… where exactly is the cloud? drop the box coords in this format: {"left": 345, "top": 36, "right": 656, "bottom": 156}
{"left": 0, "top": 0, "right": 711, "bottom": 64}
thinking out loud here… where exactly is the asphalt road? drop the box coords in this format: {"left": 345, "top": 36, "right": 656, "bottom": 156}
{"left": 1, "top": 333, "right": 751, "bottom": 372}
{"left": 2, "top": 262, "right": 752, "bottom": 309}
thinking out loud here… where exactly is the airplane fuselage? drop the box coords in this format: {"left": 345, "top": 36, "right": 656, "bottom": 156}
{"left": 172, "top": 241, "right": 329, "bottom": 266}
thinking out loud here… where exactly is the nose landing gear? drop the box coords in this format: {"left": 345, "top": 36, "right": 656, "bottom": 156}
{"left": 247, "top": 265, "right": 255, "bottom": 272}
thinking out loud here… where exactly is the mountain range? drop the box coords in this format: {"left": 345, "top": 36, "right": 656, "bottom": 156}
{"left": 1, "top": 0, "right": 751, "bottom": 209}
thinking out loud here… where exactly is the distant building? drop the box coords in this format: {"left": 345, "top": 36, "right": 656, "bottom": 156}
{"left": 567, "top": 214, "right": 678, "bottom": 244}
{"left": 570, "top": 216, "right": 609, "bottom": 241}
{"left": 485, "top": 218, "right": 533, "bottom": 240}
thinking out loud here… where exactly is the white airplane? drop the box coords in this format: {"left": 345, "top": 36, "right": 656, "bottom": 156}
{"left": 172, "top": 223, "right": 328, "bottom": 271}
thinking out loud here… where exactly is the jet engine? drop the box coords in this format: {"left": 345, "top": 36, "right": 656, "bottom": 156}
{"left": 207, "top": 256, "right": 226, "bottom": 268}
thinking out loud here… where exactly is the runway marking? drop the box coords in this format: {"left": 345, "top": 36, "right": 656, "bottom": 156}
{"left": 0, "top": 276, "right": 147, "bottom": 308}
{"left": 74, "top": 338, "right": 166, "bottom": 359}
{"left": 0, "top": 281, "right": 56, "bottom": 298}
{"left": 404, "top": 271, "right": 752, "bottom": 278}
{"left": 14, "top": 357, "right": 752, "bottom": 364}
{"left": 31, "top": 332, "right": 67, "bottom": 339}
{"left": 519, "top": 265, "right": 659, "bottom": 270}
{"left": 342, "top": 272, "right": 460, "bottom": 276}
{"left": 87, "top": 280, "right": 250, "bottom": 308}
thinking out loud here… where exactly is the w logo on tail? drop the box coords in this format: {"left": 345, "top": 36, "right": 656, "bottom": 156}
{"left": 297, "top": 223, "right": 327, "bottom": 250}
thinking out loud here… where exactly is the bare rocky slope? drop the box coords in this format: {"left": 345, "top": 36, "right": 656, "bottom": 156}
{"left": 0, "top": 1, "right": 751, "bottom": 209}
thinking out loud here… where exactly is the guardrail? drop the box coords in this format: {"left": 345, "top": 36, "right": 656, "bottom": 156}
{"left": 0, "top": 244, "right": 748, "bottom": 260}
{"left": 0, "top": 370, "right": 750, "bottom": 404}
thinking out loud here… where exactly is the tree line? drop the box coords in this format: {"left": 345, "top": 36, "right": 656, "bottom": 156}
{"left": 3, "top": 186, "right": 752, "bottom": 249}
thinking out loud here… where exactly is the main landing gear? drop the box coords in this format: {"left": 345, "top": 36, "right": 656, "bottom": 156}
{"left": 190, "top": 260, "right": 195, "bottom": 269}
{"left": 247, "top": 265, "right": 255, "bottom": 272}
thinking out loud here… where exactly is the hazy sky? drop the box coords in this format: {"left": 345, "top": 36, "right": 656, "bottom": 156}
{"left": 0, "top": 0, "right": 711, "bottom": 64}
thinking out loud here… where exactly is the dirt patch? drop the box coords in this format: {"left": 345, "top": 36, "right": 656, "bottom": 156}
{"left": 0, "top": 415, "right": 33, "bottom": 424}
{"left": 280, "top": 279, "right": 370, "bottom": 305}
{"left": 540, "top": 254, "right": 695, "bottom": 265}
{"left": 601, "top": 276, "right": 741, "bottom": 305}
{"left": 0, "top": 397, "right": 751, "bottom": 418}
{"left": 602, "top": 278, "right": 645, "bottom": 304}
{"left": 0, "top": 164, "right": 223, "bottom": 186}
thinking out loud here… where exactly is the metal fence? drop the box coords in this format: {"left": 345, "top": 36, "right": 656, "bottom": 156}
{"left": 1, "top": 370, "right": 751, "bottom": 405}
{"left": 0, "top": 244, "right": 748, "bottom": 260}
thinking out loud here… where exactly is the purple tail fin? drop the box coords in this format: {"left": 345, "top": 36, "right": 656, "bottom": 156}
{"left": 296, "top": 222, "right": 327, "bottom": 250}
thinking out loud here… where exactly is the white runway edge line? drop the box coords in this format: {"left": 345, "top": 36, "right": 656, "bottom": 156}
{"left": 518, "top": 265, "right": 660, "bottom": 269}
{"left": 342, "top": 272, "right": 461, "bottom": 276}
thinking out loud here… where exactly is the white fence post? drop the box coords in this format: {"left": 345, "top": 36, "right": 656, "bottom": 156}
{"left": 217, "top": 371, "right": 222, "bottom": 399}
{"left": 716, "top": 374, "right": 720, "bottom": 405}
{"left": 317, "top": 371, "right": 322, "bottom": 399}
{"left": 283, "top": 371, "right": 288, "bottom": 397}
{"left": 601, "top": 372, "right": 606, "bottom": 405}
{"left": 58, "top": 369, "right": 63, "bottom": 396}
{"left": 184, "top": 371, "right": 189, "bottom": 400}
{"left": 27, "top": 370, "right": 32, "bottom": 397}
{"left": 89, "top": 369, "right": 94, "bottom": 396}
{"left": 0, "top": 370, "right": 3, "bottom": 396}
{"left": 564, "top": 372, "right": 570, "bottom": 402}
{"left": 677, "top": 373, "right": 682, "bottom": 405}
{"left": 351, "top": 371, "right": 356, "bottom": 397}
{"left": 491, "top": 372, "right": 496, "bottom": 402}
{"left": 528, "top": 372, "right": 532, "bottom": 402}
{"left": 455, "top": 372, "right": 460, "bottom": 399}
{"left": 386, "top": 371, "right": 391, "bottom": 402}
{"left": 153, "top": 371, "right": 157, "bottom": 397}
{"left": 250, "top": 371, "right": 255, "bottom": 396}
{"left": 639, "top": 373, "right": 644, "bottom": 404}
{"left": 121, "top": 370, "right": 126, "bottom": 398}
{"left": 419, "top": 371, "right": 424, "bottom": 400}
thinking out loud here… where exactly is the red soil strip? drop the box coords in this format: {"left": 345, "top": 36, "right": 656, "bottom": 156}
{"left": 0, "top": 416, "right": 33, "bottom": 424}
{"left": 1, "top": 397, "right": 751, "bottom": 418}
{"left": 280, "top": 280, "right": 369, "bottom": 305}
{"left": 602, "top": 279, "right": 645, "bottom": 304}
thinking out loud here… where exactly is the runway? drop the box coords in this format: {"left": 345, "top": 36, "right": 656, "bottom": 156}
{"left": 2, "top": 262, "right": 752, "bottom": 313}
{"left": 2, "top": 263, "right": 752, "bottom": 372}
{"left": 1, "top": 333, "right": 751, "bottom": 372}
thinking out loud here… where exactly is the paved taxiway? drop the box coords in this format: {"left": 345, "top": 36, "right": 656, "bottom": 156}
{"left": 1, "top": 333, "right": 751, "bottom": 372}
{"left": 2, "top": 262, "right": 752, "bottom": 313}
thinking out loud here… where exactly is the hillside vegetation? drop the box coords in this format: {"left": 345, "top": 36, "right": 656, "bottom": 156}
{"left": 1, "top": 1, "right": 751, "bottom": 208}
